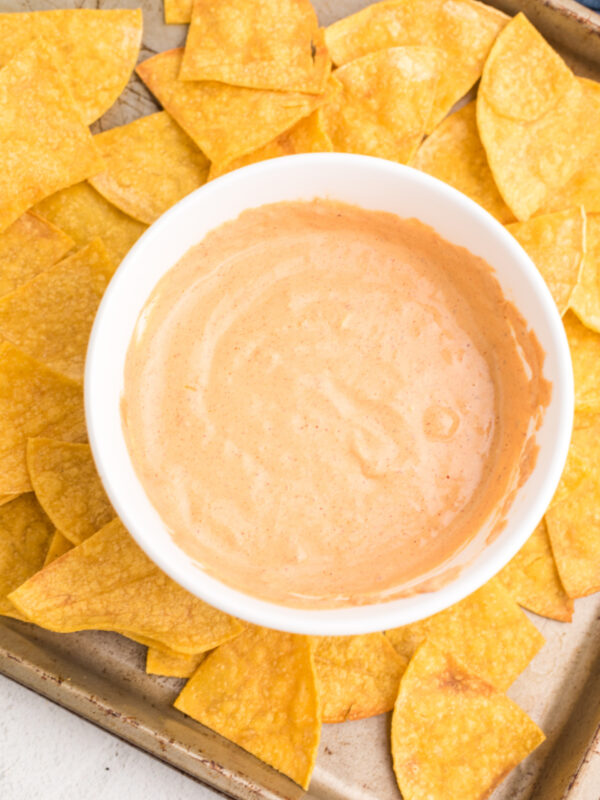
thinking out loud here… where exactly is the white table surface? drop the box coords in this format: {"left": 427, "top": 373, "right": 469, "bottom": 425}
{"left": 0, "top": 673, "right": 222, "bottom": 799}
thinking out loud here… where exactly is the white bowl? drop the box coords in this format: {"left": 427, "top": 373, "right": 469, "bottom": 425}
{"left": 85, "top": 153, "right": 573, "bottom": 636}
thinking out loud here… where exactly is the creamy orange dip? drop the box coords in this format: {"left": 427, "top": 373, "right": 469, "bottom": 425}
{"left": 122, "top": 200, "right": 549, "bottom": 608}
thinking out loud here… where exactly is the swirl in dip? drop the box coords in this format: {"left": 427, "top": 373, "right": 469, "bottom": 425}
{"left": 121, "top": 199, "right": 549, "bottom": 608}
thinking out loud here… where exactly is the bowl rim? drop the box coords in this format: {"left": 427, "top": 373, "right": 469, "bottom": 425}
{"left": 85, "top": 152, "right": 574, "bottom": 635}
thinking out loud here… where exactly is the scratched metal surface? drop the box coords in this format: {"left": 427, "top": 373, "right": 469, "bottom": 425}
{"left": 0, "top": 1, "right": 600, "bottom": 799}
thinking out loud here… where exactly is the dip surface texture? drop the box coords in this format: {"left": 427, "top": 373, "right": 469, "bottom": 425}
{"left": 122, "top": 199, "right": 547, "bottom": 608}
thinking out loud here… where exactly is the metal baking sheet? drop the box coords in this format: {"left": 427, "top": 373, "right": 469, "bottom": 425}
{"left": 1, "top": 1, "right": 600, "bottom": 798}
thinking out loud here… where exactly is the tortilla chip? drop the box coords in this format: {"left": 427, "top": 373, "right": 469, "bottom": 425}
{"left": 180, "top": 0, "right": 329, "bottom": 94}
{"left": 0, "top": 494, "right": 20, "bottom": 507}
{"left": 9, "top": 518, "right": 243, "bottom": 654}
{"left": 174, "top": 626, "right": 320, "bottom": 788}
{"left": 546, "top": 478, "right": 600, "bottom": 599}
{"left": 563, "top": 311, "right": 600, "bottom": 414}
{"left": 209, "top": 110, "right": 333, "bottom": 179}
{"left": 477, "top": 15, "right": 600, "bottom": 221}
{"left": 506, "top": 208, "right": 585, "bottom": 315}
{"left": 0, "top": 494, "right": 54, "bottom": 618}
{"left": 498, "top": 521, "right": 573, "bottom": 621}
{"left": 146, "top": 647, "right": 206, "bottom": 678}
{"left": 570, "top": 213, "right": 600, "bottom": 333}
{"left": 89, "top": 112, "right": 210, "bottom": 225}
{"left": 386, "top": 579, "right": 544, "bottom": 690}
{"left": 43, "top": 530, "right": 73, "bottom": 567}
{"left": 35, "top": 183, "right": 146, "bottom": 268}
{"left": 321, "top": 48, "right": 440, "bottom": 162}
{"left": 0, "top": 212, "right": 74, "bottom": 298}
{"left": 0, "top": 239, "right": 113, "bottom": 381}
{"left": 314, "top": 633, "right": 406, "bottom": 723}
{"left": 411, "top": 102, "right": 514, "bottom": 223}
{"left": 165, "top": 0, "right": 193, "bottom": 24}
{"left": 0, "top": 9, "right": 143, "bottom": 124}
{"left": 325, "top": 0, "right": 508, "bottom": 133}
{"left": 136, "top": 49, "right": 328, "bottom": 165}
{"left": 0, "top": 41, "right": 104, "bottom": 234}
{"left": 391, "top": 640, "right": 545, "bottom": 800}
{"left": 0, "top": 343, "right": 86, "bottom": 495}
{"left": 26, "top": 438, "right": 114, "bottom": 546}
{"left": 551, "top": 413, "right": 600, "bottom": 511}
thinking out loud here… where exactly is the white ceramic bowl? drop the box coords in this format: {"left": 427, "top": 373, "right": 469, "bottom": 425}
{"left": 85, "top": 153, "right": 573, "bottom": 635}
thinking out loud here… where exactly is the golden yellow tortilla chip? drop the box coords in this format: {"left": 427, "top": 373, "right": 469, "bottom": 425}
{"left": 386, "top": 579, "right": 544, "bottom": 690}
{"left": 506, "top": 208, "right": 585, "bottom": 315}
{"left": 165, "top": 0, "right": 193, "bottom": 24}
{"left": 26, "top": 438, "right": 114, "bottom": 546}
{"left": 411, "top": 102, "right": 514, "bottom": 223}
{"left": 550, "top": 413, "right": 600, "bottom": 510}
{"left": 146, "top": 647, "right": 206, "bottom": 678}
{"left": 0, "top": 239, "right": 113, "bottom": 381}
{"left": 0, "top": 212, "right": 74, "bottom": 298}
{"left": 35, "top": 183, "right": 146, "bottom": 268}
{"left": 498, "top": 521, "right": 573, "bottom": 621}
{"left": 0, "top": 343, "right": 86, "bottom": 495}
{"left": 9, "top": 518, "right": 243, "bottom": 654}
{"left": 569, "top": 213, "right": 600, "bottom": 332}
{"left": 541, "top": 79, "right": 600, "bottom": 215}
{"left": 546, "top": 477, "right": 600, "bottom": 599}
{"left": 477, "top": 15, "right": 600, "bottom": 221}
{"left": 174, "top": 626, "right": 320, "bottom": 789}
{"left": 0, "top": 494, "right": 20, "bottom": 507}
{"left": 314, "top": 633, "right": 406, "bottom": 723}
{"left": 43, "top": 530, "right": 72, "bottom": 567}
{"left": 209, "top": 110, "right": 333, "bottom": 179}
{"left": 89, "top": 112, "right": 210, "bottom": 225}
{"left": 563, "top": 311, "right": 600, "bottom": 414}
{"left": 0, "top": 41, "right": 104, "bottom": 234}
{"left": 0, "top": 9, "right": 143, "bottom": 124}
{"left": 180, "top": 0, "right": 330, "bottom": 94}
{"left": 325, "top": 0, "right": 508, "bottom": 133}
{"left": 321, "top": 48, "right": 440, "bottom": 162}
{"left": 136, "top": 49, "right": 328, "bottom": 166}
{"left": 0, "top": 494, "right": 54, "bottom": 618}
{"left": 391, "top": 640, "right": 545, "bottom": 800}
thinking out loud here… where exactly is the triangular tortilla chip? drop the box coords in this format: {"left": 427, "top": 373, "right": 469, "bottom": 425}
{"left": 0, "top": 9, "right": 143, "bottom": 124}
{"left": 477, "top": 15, "right": 600, "bottom": 221}
{"left": 146, "top": 647, "right": 206, "bottom": 678}
{"left": 391, "top": 640, "right": 545, "bottom": 800}
{"left": 43, "top": 530, "right": 72, "bottom": 567}
{"left": 0, "top": 239, "right": 114, "bottom": 381}
{"left": 569, "top": 213, "right": 600, "bottom": 333}
{"left": 35, "top": 183, "right": 146, "bottom": 268}
{"left": 174, "top": 626, "right": 320, "bottom": 788}
{"left": 386, "top": 579, "right": 544, "bottom": 690}
{"left": 546, "top": 477, "right": 600, "bottom": 599}
{"left": 89, "top": 112, "right": 210, "bottom": 225}
{"left": 180, "top": 0, "right": 330, "bottom": 94}
{"left": 325, "top": 0, "right": 508, "bottom": 132}
{"left": 411, "top": 102, "right": 515, "bottom": 223}
{"left": 506, "top": 208, "right": 585, "bottom": 315}
{"left": 209, "top": 110, "right": 333, "bottom": 179}
{"left": 0, "top": 212, "right": 74, "bottom": 299}
{"left": 0, "top": 41, "right": 104, "bottom": 233}
{"left": 498, "top": 521, "right": 573, "bottom": 621}
{"left": 321, "top": 48, "right": 440, "bottom": 162}
{"left": 0, "top": 494, "right": 54, "bottom": 618}
{"left": 0, "top": 343, "right": 86, "bottom": 495}
{"left": 165, "top": 0, "right": 193, "bottom": 24}
{"left": 136, "top": 48, "right": 328, "bottom": 165}
{"left": 563, "top": 311, "right": 600, "bottom": 414}
{"left": 26, "top": 438, "right": 114, "bottom": 545}
{"left": 541, "top": 80, "right": 600, "bottom": 215}
{"left": 9, "top": 518, "right": 243, "bottom": 655}
{"left": 551, "top": 413, "right": 600, "bottom": 509}
{"left": 314, "top": 633, "right": 406, "bottom": 723}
